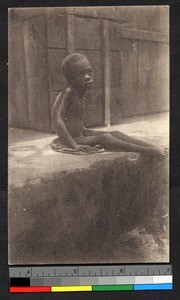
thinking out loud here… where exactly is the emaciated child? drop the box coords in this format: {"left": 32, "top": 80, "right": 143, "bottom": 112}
{"left": 51, "top": 53, "right": 168, "bottom": 158}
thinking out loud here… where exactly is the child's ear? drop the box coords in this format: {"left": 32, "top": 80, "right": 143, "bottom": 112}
{"left": 83, "top": 97, "right": 88, "bottom": 102}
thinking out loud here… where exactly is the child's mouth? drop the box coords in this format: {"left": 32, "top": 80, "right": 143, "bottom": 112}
{"left": 85, "top": 82, "right": 93, "bottom": 89}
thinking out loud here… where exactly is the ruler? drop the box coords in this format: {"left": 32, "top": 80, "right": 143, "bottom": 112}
{"left": 9, "top": 264, "right": 173, "bottom": 293}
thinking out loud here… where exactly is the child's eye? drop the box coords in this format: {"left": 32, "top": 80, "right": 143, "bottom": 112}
{"left": 78, "top": 73, "right": 84, "bottom": 78}
{"left": 77, "top": 71, "right": 93, "bottom": 78}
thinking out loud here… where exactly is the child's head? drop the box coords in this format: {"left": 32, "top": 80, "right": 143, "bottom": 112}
{"left": 62, "top": 53, "right": 93, "bottom": 90}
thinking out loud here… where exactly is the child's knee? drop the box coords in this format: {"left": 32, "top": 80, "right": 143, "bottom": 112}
{"left": 100, "top": 133, "right": 112, "bottom": 142}
{"left": 111, "top": 131, "right": 125, "bottom": 139}
{"left": 112, "top": 131, "right": 119, "bottom": 135}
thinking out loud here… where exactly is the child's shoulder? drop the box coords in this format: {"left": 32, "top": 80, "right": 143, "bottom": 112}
{"left": 53, "top": 87, "right": 73, "bottom": 114}
{"left": 55, "top": 87, "right": 72, "bottom": 103}
{"left": 59, "top": 87, "right": 72, "bottom": 97}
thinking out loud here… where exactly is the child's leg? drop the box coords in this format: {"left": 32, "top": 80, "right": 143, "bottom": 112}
{"left": 86, "top": 129, "right": 153, "bottom": 147}
{"left": 110, "top": 131, "right": 153, "bottom": 147}
{"left": 75, "top": 133, "right": 164, "bottom": 155}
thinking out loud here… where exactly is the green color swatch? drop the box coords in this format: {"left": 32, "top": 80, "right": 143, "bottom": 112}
{"left": 92, "top": 285, "right": 134, "bottom": 291}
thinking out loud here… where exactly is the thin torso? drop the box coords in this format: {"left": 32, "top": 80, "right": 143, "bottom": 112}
{"left": 51, "top": 89, "right": 164, "bottom": 156}
{"left": 52, "top": 89, "right": 86, "bottom": 138}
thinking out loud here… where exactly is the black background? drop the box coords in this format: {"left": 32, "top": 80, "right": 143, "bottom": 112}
{"left": 1, "top": 0, "right": 180, "bottom": 299}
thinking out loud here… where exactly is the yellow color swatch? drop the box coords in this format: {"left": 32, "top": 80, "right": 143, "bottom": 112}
{"left": 51, "top": 286, "right": 92, "bottom": 292}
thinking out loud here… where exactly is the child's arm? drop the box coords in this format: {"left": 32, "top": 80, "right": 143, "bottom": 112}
{"left": 83, "top": 128, "right": 103, "bottom": 138}
{"left": 56, "top": 91, "right": 92, "bottom": 152}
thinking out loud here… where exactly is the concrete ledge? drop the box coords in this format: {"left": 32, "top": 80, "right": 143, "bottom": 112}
{"left": 8, "top": 115, "right": 169, "bottom": 264}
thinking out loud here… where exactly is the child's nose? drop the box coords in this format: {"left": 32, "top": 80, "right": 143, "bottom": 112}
{"left": 84, "top": 74, "right": 92, "bottom": 82}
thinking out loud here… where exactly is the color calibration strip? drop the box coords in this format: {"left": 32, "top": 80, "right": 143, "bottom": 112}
{"left": 10, "top": 276, "right": 173, "bottom": 293}
{"left": 10, "top": 283, "right": 173, "bottom": 293}
{"left": 9, "top": 265, "right": 173, "bottom": 293}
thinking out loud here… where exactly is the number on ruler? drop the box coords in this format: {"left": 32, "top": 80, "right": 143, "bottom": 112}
{"left": 167, "top": 268, "right": 170, "bottom": 273}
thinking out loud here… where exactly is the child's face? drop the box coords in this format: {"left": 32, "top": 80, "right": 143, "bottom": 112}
{"left": 71, "top": 58, "right": 93, "bottom": 91}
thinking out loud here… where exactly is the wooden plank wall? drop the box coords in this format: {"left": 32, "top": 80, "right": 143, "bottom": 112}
{"left": 23, "top": 17, "right": 50, "bottom": 130}
{"left": 9, "top": 21, "right": 29, "bottom": 127}
{"left": 9, "top": 12, "right": 169, "bottom": 131}
{"left": 75, "top": 17, "right": 104, "bottom": 128}
{"left": 9, "top": 16, "right": 50, "bottom": 130}
{"left": 109, "top": 22, "right": 169, "bottom": 124}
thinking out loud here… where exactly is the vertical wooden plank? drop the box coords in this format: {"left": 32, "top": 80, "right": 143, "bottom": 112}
{"left": 109, "top": 51, "right": 122, "bottom": 124}
{"left": 159, "top": 42, "right": 169, "bottom": 111}
{"left": 46, "top": 14, "right": 66, "bottom": 48}
{"left": 138, "top": 40, "right": 169, "bottom": 116}
{"left": 23, "top": 16, "right": 50, "bottom": 130}
{"left": 9, "top": 21, "right": 29, "bottom": 127}
{"left": 110, "top": 51, "right": 121, "bottom": 87}
{"left": 137, "top": 41, "right": 151, "bottom": 116}
{"left": 110, "top": 87, "right": 123, "bottom": 125}
{"left": 67, "top": 14, "right": 75, "bottom": 54}
{"left": 75, "top": 17, "right": 101, "bottom": 50}
{"left": 102, "top": 20, "right": 111, "bottom": 126}
{"left": 118, "top": 39, "right": 138, "bottom": 118}
{"left": 159, "top": 6, "right": 169, "bottom": 34}
{"left": 48, "top": 49, "right": 67, "bottom": 91}
{"left": 149, "top": 42, "right": 169, "bottom": 113}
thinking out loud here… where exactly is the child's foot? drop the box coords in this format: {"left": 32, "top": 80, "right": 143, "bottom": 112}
{"left": 93, "top": 144, "right": 103, "bottom": 150}
{"left": 148, "top": 147, "right": 168, "bottom": 160}
{"left": 156, "top": 147, "right": 168, "bottom": 157}
{"left": 125, "top": 153, "right": 139, "bottom": 161}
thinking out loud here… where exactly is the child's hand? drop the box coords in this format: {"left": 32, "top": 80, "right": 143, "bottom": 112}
{"left": 93, "top": 144, "right": 103, "bottom": 150}
{"left": 75, "top": 145, "right": 93, "bottom": 153}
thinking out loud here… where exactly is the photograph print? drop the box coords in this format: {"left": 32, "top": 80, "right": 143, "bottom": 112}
{"left": 8, "top": 6, "right": 169, "bottom": 265}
